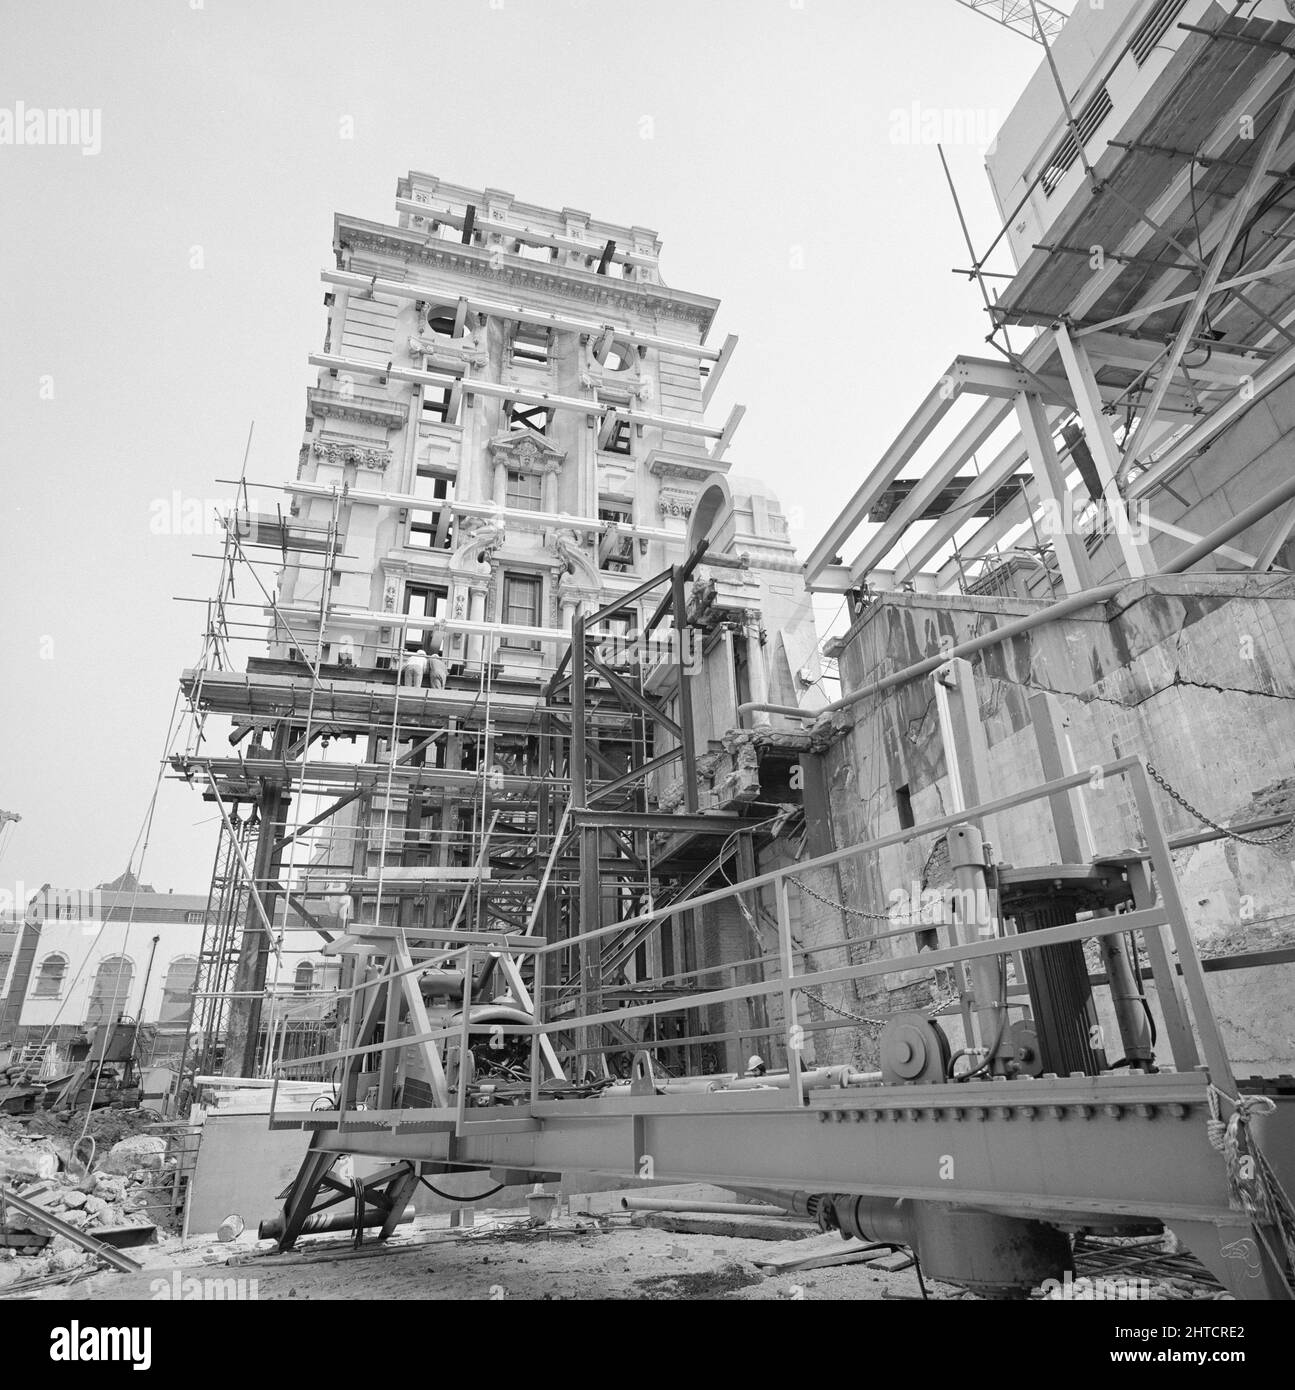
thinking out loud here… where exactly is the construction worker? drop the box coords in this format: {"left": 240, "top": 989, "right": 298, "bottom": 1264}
{"left": 744, "top": 1054, "right": 767, "bottom": 1078}
{"left": 400, "top": 647, "right": 428, "bottom": 687}
{"left": 427, "top": 640, "right": 447, "bottom": 690}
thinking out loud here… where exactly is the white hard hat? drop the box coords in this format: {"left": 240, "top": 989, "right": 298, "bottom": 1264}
{"left": 747, "top": 1055, "right": 765, "bottom": 1071}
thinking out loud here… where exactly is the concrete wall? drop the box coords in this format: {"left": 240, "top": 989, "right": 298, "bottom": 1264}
{"left": 807, "top": 572, "right": 1295, "bottom": 1074}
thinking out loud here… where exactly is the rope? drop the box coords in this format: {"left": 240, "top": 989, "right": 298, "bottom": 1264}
{"left": 1147, "top": 762, "right": 1295, "bottom": 849}
{"left": 1206, "top": 1084, "right": 1295, "bottom": 1290}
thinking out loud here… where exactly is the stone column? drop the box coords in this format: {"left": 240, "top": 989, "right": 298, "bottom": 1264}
{"left": 493, "top": 460, "right": 508, "bottom": 507}
{"left": 467, "top": 582, "right": 489, "bottom": 670}
{"left": 541, "top": 462, "right": 559, "bottom": 513}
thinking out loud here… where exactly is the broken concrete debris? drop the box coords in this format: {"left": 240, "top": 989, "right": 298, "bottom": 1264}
{"left": 0, "top": 1113, "right": 166, "bottom": 1288}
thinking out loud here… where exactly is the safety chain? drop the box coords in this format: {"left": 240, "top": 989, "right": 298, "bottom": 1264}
{"left": 1147, "top": 763, "right": 1295, "bottom": 849}
{"left": 790, "top": 875, "right": 894, "bottom": 922}
{"left": 798, "top": 984, "right": 961, "bottom": 1031}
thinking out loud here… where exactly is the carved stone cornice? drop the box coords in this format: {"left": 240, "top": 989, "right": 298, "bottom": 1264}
{"left": 338, "top": 219, "right": 718, "bottom": 331}
{"left": 645, "top": 447, "right": 726, "bottom": 483}
{"left": 313, "top": 440, "right": 393, "bottom": 472}
{"left": 307, "top": 387, "right": 405, "bottom": 431}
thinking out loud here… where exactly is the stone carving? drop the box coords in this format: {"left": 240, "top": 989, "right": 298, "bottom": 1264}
{"left": 449, "top": 519, "right": 505, "bottom": 573}
{"left": 407, "top": 327, "right": 488, "bottom": 370}
{"left": 657, "top": 486, "right": 695, "bottom": 519}
{"left": 488, "top": 429, "right": 566, "bottom": 475}
{"left": 313, "top": 441, "right": 392, "bottom": 472}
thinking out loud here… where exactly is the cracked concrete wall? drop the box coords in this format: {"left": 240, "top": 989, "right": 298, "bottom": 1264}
{"left": 811, "top": 573, "right": 1295, "bottom": 1074}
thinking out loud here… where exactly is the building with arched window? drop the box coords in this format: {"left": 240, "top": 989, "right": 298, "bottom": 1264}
{"left": 85, "top": 955, "right": 134, "bottom": 1027}
{"left": 31, "top": 953, "right": 67, "bottom": 998}
{"left": 0, "top": 882, "right": 335, "bottom": 1066}
{"left": 159, "top": 957, "right": 199, "bottom": 1030}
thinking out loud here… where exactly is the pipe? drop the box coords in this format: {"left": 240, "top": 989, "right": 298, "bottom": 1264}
{"left": 620, "top": 1197, "right": 791, "bottom": 1217}
{"left": 257, "top": 1203, "right": 415, "bottom": 1240}
{"left": 752, "top": 466, "right": 1295, "bottom": 723}
{"left": 1158, "top": 467, "right": 1295, "bottom": 573}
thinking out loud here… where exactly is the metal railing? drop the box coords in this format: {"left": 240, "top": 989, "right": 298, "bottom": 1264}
{"left": 269, "top": 756, "right": 1235, "bottom": 1133}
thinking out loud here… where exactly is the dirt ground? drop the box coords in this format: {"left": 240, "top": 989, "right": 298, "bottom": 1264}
{"left": 15, "top": 1209, "right": 962, "bottom": 1302}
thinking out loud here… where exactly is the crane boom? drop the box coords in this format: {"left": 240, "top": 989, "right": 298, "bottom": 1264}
{"left": 953, "top": 0, "right": 1070, "bottom": 43}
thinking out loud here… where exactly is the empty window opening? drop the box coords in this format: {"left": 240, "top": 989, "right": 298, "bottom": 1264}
{"left": 598, "top": 501, "right": 635, "bottom": 572}
{"left": 403, "top": 583, "right": 448, "bottom": 653}
{"left": 411, "top": 469, "right": 456, "bottom": 550}
{"left": 422, "top": 374, "right": 463, "bottom": 425}
{"left": 511, "top": 324, "right": 552, "bottom": 366}
{"left": 598, "top": 408, "right": 632, "bottom": 456}
{"left": 507, "top": 402, "right": 551, "bottom": 433}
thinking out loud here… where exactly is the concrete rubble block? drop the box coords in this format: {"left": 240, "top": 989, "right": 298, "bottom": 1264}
{"left": 99, "top": 1135, "right": 167, "bottom": 1176}
{"left": 57, "top": 1189, "right": 88, "bottom": 1210}
{"left": 0, "top": 1148, "right": 60, "bottom": 1183}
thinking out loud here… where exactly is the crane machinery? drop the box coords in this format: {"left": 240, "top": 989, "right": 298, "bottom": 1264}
{"left": 953, "top": 0, "right": 1071, "bottom": 43}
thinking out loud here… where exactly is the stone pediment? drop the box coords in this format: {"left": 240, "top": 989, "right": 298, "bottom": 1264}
{"left": 488, "top": 428, "right": 566, "bottom": 474}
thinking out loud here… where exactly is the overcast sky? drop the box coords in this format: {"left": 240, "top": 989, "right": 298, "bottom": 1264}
{"left": 0, "top": 0, "right": 1041, "bottom": 900}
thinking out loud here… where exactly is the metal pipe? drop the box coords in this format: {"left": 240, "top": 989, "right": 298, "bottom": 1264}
{"left": 719, "top": 1065, "right": 853, "bottom": 1092}
{"left": 619, "top": 1197, "right": 791, "bottom": 1217}
{"left": 257, "top": 1203, "right": 415, "bottom": 1240}
{"left": 1158, "top": 467, "right": 1295, "bottom": 573}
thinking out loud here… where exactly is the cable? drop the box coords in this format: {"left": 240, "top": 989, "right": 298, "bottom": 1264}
{"left": 418, "top": 1176, "right": 505, "bottom": 1202}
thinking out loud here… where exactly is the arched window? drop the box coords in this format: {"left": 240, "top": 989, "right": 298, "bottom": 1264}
{"left": 294, "top": 962, "right": 316, "bottom": 993}
{"left": 86, "top": 955, "right": 133, "bottom": 1026}
{"left": 159, "top": 957, "right": 199, "bottom": 1027}
{"left": 31, "top": 954, "right": 67, "bottom": 998}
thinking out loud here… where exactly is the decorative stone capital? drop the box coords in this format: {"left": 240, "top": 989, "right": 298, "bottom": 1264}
{"left": 657, "top": 485, "right": 696, "bottom": 519}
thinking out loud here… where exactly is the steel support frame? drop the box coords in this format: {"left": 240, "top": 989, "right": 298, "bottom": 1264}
{"left": 1117, "top": 75, "right": 1295, "bottom": 481}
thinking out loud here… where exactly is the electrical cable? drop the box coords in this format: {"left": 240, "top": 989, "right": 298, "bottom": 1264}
{"left": 418, "top": 1176, "right": 505, "bottom": 1201}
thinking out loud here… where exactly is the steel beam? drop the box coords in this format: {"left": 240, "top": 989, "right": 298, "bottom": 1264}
{"left": 1014, "top": 390, "right": 1094, "bottom": 592}
{"left": 847, "top": 395, "right": 1017, "bottom": 580}
{"left": 570, "top": 809, "right": 743, "bottom": 835}
{"left": 804, "top": 371, "right": 963, "bottom": 582}
{"left": 1052, "top": 325, "right": 1154, "bottom": 576}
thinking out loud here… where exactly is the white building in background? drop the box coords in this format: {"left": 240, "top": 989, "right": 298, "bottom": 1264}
{"left": 0, "top": 876, "right": 336, "bottom": 1063}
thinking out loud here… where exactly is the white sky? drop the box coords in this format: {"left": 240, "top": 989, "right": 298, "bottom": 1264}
{"left": 0, "top": 0, "right": 1042, "bottom": 898}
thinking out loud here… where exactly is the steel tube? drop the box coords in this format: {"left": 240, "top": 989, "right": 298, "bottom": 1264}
{"left": 257, "top": 1203, "right": 415, "bottom": 1240}
{"left": 620, "top": 1197, "right": 791, "bottom": 1217}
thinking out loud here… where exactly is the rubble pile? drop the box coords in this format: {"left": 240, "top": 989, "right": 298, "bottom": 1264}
{"left": 1, "top": 1120, "right": 170, "bottom": 1291}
